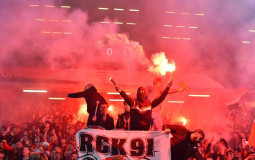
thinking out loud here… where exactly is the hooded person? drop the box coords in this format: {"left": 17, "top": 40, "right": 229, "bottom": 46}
{"left": 115, "top": 80, "right": 172, "bottom": 131}
{"left": 67, "top": 84, "right": 107, "bottom": 126}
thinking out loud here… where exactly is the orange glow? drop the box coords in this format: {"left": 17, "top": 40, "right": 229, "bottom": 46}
{"left": 163, "top": 25, "right": 173, "bottom": 27}
{"left": 114, "top": 8, "right": 124, "bottom": 11}
{"left": 48, "top": 97, "right": 65, "bottom": 100}
{"left": 61, "top": 6, "right": 71, "bottom": 8}
{"left": 98, "top": 7, "right": 109, "bottom": 10}
{"left": 181, "top": 12, "right": 190, "bottom": 15}
{"left": 101, "top": 21, "right": 110, "bottom": 24}
{"left": 148, "top": 52, "right": 176, "bottom": 75}
{"left": 195, "top": 13, "right": 205, "bottom": 16}
{"left": 178, "top": 116, "right": 187, "bottom": 125}
{"left": 109, "top": 99, "right": 124, "bottom": 102}
{"left": 108, "top": 105, "right": 113, "bottom": 112}
{"left": 165, "top": 11, "right": 175, "bottom": 14}
{"left": 23, "top": 90, "right": 47, "bottom": 93}
{"left": 242, "top": 41, "right": 251, "bottom": 44}
{"left": 77, "top": 104, "right": 89, "bottom": 122}
{"left": 188, "top": 26, "right": 198, "bottom": 29}
{"left": 41, "top": 31, "right": 51, "bottom": 34}
{"left": 63, "top": 32, "right": 72, "bottom": 35}
{"left": 188, "top": 94, "right": 210, "bottom": 97}
{"left": 45, "top": 5, "right": 55, "bottom": 8}
{"left": 114, "top": 22, "right": 123, "bottom": 24}
{"left": 62, "top": 20, "right": 71, "bottom": 22}
{"left": 107, "top": 92, "right": 130, "bottom": 95}
{"left": 29, "top": 5, "right": 39, "bottom": 7}
{"left": 126, "top": 23, "right": 136, "bottom": 25}
{"left": 129, "top": 9, "right": 139, "bottom": 12}
{"left": 183, "top": 38, "right": 191, "bottom": 40}
{"left": 168, "top": 101, "right": 184, "bottom": 103}
{"left": 35, "top": 19, "right": 45, "bottom": 21}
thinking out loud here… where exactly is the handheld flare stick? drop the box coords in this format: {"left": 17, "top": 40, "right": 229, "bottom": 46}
{"left": 179, "top": 81, "right": 190, "bottom": 93}
{"left": 109, "top": 77, "right": 117, "bottom": 86}
{"left": 110, "top": 77, "right": 121, "bottom": 92}
{"left": 92, "top": 101, "right": 100, "bottom": 122}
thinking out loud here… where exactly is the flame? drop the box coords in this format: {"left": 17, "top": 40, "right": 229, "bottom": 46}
{"left": 108, "top": 105, "right": 113, "bottom": 112}
{"left": 77, "top": 103, "right": 89, "bottom": 122}
{"left": 178, "top": 116, "right": 188, "bottom": 126}
{"left": 148, "top": 52, "right": 176, "bottom": 76}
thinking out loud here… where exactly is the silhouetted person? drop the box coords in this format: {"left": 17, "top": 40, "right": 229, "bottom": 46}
{"left": 115, "top": 80, "right": 172, "bottom": 131}
{"left": 67, "top": 84, "right": 107, "bottom": 126}
{"left": 116, "top": 102, "right": 130, "bottom": 130}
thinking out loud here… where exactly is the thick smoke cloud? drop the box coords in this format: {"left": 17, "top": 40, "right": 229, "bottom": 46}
{"left": 0, "top": 0, "right": 148, "bottom": 70}
{"left": 0, "top": 0, "right": 149, "bottom": 126}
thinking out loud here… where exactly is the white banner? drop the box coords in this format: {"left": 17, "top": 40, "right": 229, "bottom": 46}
{"left": 76, "top": 129, "right": 171, "bottom": 160}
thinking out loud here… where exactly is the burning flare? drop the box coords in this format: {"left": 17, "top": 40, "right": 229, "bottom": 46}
{"left": 178, "top": 116, "right": 188, "bottom": 126}
{"left": 108, "top": 105, "right": 113, "bottom": 112}
{"left": 148, "top": 52, "right": 175, "bottom": 76}
{"left": 77, "top": 103, "right": 89, "bottom": 122}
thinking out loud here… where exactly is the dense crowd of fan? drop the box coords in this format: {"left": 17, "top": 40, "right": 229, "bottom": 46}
{"left": 0, "top": 100, "right": 254, "bottom": 160}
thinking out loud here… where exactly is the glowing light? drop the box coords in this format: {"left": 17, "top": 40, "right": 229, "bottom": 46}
{"left": 63, "top": 32, "right": 72, "bottom": 35}
{"left": 107, "top": 92, "right": 130, "bottom": 95}
{"left": 29, "top": 5, "right": 39, "bottom": 7}
{"left": 183, "top": 38, "right": 191, "bottom": 40}
{"left": 188, "top": 94, "right": 210, "bottom": 97}
{"left": 129, "top": 9, "right": 139, "bottom": 12}
{"left": 114, "top": 22, "right": 123, "bottom": 24}
{"left": 114, "top": 8, "right": 124, "bottom": 11}
{"left": 180, "top": 12, "right": 190, "bottom": 15}
{"left": 242, "top": 41, "right": 251, "bottom": 44}
{"left": 77, "top": 104, "right": 89, "bottom": 122}
{"left": 163, "top": 25, "right": 173, "bottom": 27}
{"left": 173, "top": 37, "right": 181, "bottom": 40}
{"left": 162, "top": 37, "right": 171, "bottom": 39}
{"left": 61, "top": 6, "right": 71, "bottom": 8}
{"left": 62, "top": 20, "right": 71, "bottom": 22}
{"left": 52, "top": 32, "right": 61, "bottom": 34}
{"left": 98, "top": 7, "right": 109, "bottom": 10}
{"left": 41, "top": 31, "right": 51, "bottom": 34}
{"left": 176, "top": 25, "right": 185, "bottom": 28}
{"left": 48, "top": 97, "right": 66, "bottom": 100}
{"left": 168, "top": 101, "right": 184, "bottom": 103}
{"left": 178, "top": 116, "right": 188, "bottom": 125}
{"left": 79, "top": 104, "right": 87, "bottom": 115}
{"left": 148, "top": 52, "right": 176, "bottom": 76}
{"left": 195, "top": 13, "right": 205, "bottom": 16}
{"left": 109, "top": 99, "right": 125, "bottom": 102}
{"left": 165, "top": 11, "right": 175, "bottom": 14}
{"left": 45, "top": 5, "right": 55, "bottom": 8}
{"left": 35, "top": 19, "right": 45, "bottom": 21}
{"left": 101, "top": 21, "right": 111, "bottom": 24}
{"left": 107, "top": 92, "right": 120, "bottom": 95}
{"left": 249, "top": 30, "right": 255, "bottom": 32}
{"left": 127, "top": 23, "right": 136, "bottom": 25}
{"left": 108, "top": 105, "right": 113, "bottom": 112}
{"left": 188, "top": 26, "right": 198, "bottom": 29}
{"left": 23, "top": 90, "right": 47, "bottom": 93}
